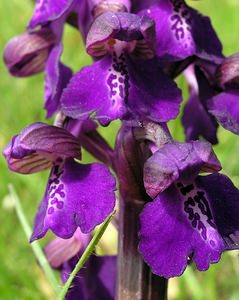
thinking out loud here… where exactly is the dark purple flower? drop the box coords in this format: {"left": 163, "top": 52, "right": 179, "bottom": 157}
{"left": 144, "top": 140, "right": 221, "bottom": 198}
{"left": 4, "top": 0, "right": 80, "bottom": 117}
{"left": 31, "top": 158, "right": 116, "bottom": 239}
{"left": 3, "top": 27, "right": 72, "bottom": 118}
{"left": 62, "top": 255, "right": 116, "bottom": 300}
{"left": 3, "top": 122, "right": 116, "bottom": 239}
{"left": 206, "top": 54, "right": 239, "bottom": 134}
{"left": 44, "top": 44, "right": 73, "bottom": 117}
{"left": 61, "top": 11, "right": 182, "bottom": 125}
{"left": 207, "top": 91, "right": 239, "bottom": 134}
{"left": 45, "top": 228, "right": 116, "bottom": 299}
{"left": 183, "top": 60, "right": 239, "bottom": 141}
{"left": 182, "top": 65, "right": 218, "bottom": 144}
{"left": 139, "top": 140, "right": 239, "bottom": 278}
{"left": 29, "top": 0, "right": 131, "bottom": 39}
{"left": 28, "top": 0, "right": 76, "bottom": 30}
{"left": 3, "top": 28, "right": 56, "bottom": 77}
{"left": 3, "top": 122, "right": 81, "bottom": 174}
{"left": 137, "top": 0, "right": 223, "bottom": 62}
{"left": 215, "top": 53, "right": 239, "bottom": 89}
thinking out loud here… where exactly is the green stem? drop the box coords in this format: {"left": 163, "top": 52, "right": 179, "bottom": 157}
{"left": 8, "top": 184, "right": 60, "bottom": 295}
{"left": 57, "top": 212, "right": 114, "bottom": 300}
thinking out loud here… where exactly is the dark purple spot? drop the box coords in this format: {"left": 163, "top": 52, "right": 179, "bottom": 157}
{"left": 179, "top": 183, "right": 194, "bottom": 195}
{"left": 48, "top": 207, "right": 54, "bottom": 215}
{"left": 210, "top": 240, "right": 216, "bottom": 247}
{"left": 51, "top": 198, "right": 58, "bottom": 205}
{"left": 198, "top": 220, "right": 207, "bottom": 240}
{"left": 56, "top": 201, "right": 64, "bottom": 209}
{"left": 119, "top": 85, "right": 124, "bottom": 98}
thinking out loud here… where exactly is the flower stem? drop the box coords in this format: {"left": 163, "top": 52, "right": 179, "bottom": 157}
{"left": 8, "top": 184, "right": 60, "bottom": 295}
{"left": 57, "top": 212, "right": 114, "bottom": 300}
{"left": 115, "top": 125, "right": 168, "bottom": 300}
{"left": 116, "top": 200, "right": 168, "bottom": 300}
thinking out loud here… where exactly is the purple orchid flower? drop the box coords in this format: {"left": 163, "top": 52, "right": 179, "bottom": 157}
{"left": 3, "top": 28, "right": 56, "bottom": 77}
{"left": 4, "top": 29, "right": 72, "bottom": 118}
{"left": 182, "top": 65, "right": 218, "bottom": 144}
{"left": 4, "top": 1, "right": 136, "bottom": 118}
{"left": 45, "top": 228, "right": 116, "bottom": 299}
{"left": 137, "top": 0, "right": 223, "bottom": 63}
{"left": 3, "top": 122, "right": 116, "bottom": 240}
{"left": 28, "top": 0, "right": 75, "bottom": 29}
{"left": 206, "top": 53, "right": 239, "bottom": 135}
{"left": 139, "top": 140, "right": 239, "bottom": 278}
{"left": 4, "top": 0, "right": 85, "bottom": 117}
{"left": 183, "top": 58, "right": 239, "bottom": 143}
{"left": 61, "top": 11, "right": 182, "bottom": 125}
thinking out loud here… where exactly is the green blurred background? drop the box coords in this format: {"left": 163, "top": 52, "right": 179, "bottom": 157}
{"left": 1, "top": 0, "right": 239, "bottom": 299}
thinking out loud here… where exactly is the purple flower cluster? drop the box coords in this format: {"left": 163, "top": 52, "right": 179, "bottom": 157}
{"left": 3, "top": 0, "right": 239, "bottom": 297}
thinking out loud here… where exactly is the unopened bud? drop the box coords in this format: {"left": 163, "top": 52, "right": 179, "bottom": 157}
{"left": 3, "top": 28, "right": 56, "bottom": 77}
{"left": 216, "top": 53, "right": 239, "bottom": 89}
{"left": 92, "top": 0, "right": 129, "bottom": 18}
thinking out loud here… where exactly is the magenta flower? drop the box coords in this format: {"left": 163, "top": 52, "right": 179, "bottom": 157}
{"left": 3, "top": 122, "right": 116, "bottom": 239}
{"left": 137, "top": 0, "right": 223, "bottom": 62}
{"left": 61, "top": 11, "right": 182, "bottom": 125}
{"left": 139, "top": 140, "right": 239, "bottom": 278}
{"left": 182, "top": 65, "right": 218, "bottom": 144}
{"left": 183, "top": 58, "right": 239, "bottom": 144}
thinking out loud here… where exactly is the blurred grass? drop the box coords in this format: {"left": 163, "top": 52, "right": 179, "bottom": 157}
{"left": 0, "top": 0, "right": 239, "bottom": 299}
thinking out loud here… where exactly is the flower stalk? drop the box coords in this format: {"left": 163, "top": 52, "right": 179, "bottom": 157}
{"left": 115, "top": 125, "right": 168, "bottom": 299}
{"left": 117, "top": 199, "right": 168, "bottom": 300}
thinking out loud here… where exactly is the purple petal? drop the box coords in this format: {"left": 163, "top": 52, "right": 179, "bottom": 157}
{"left": 139, "top": 175, "right": 239, "bottom": 278}
{"left": 64, "top": 118, "right": 98, "bottom": 137}
{"left": 61, "top": 55, "right": 182, "bottom": 124}
{"left": 182, "top": 66, "right": 218, "bottom": 144}
{"left": 132, "top": 0, "right": 158, "bottom": 12}
{"left": 197, "top": 173, "right": 239, "bottom": 248}
{"left": 31, "top": 159, "right": 116, "bottom": 240}
{"left": 126, "top": 56, "right": 182, "bottom": 123}
{"left": 3, "top": 28, "right": 56, "bottom": 77}
{"left": 62, "top": 255, "right": 116, "bottom": 300}
{"left": 45, "top": 229, "right": 90, "bottom": 268}
{"left": 28, "top": 0, "right": 75, "bottom": 29}
{"left": 45, "top": 44, "right": 73, "bottom": 117}
{"left": 182, "top": 92, "right": 218, "bottom": 144}
{"left": 139, "top": 0, "right": 223, "bottom": 62}
{"left": 3, "top": 123, "right": 81, "bottom": 174}
{"left": 207, "top": 90, "right": 239, "bottom": 135}
{"left": 144, "top": 141, "right": 221, "bottom": 198}
{"left": 61, "top": 55, "right": 127, "bottom": 124}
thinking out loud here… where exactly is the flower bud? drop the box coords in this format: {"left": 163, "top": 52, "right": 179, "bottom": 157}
{"left": 3, "top": 122, "right": 81, "bottom": 174}
{"left": 92, "top": 0, "right": 129, "bottom": 18}
{"left": 216, "top": 53, "right": 239, "bottom": 89}
{"left": 3, "top": 28, "right": 56, "bottom": 77}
